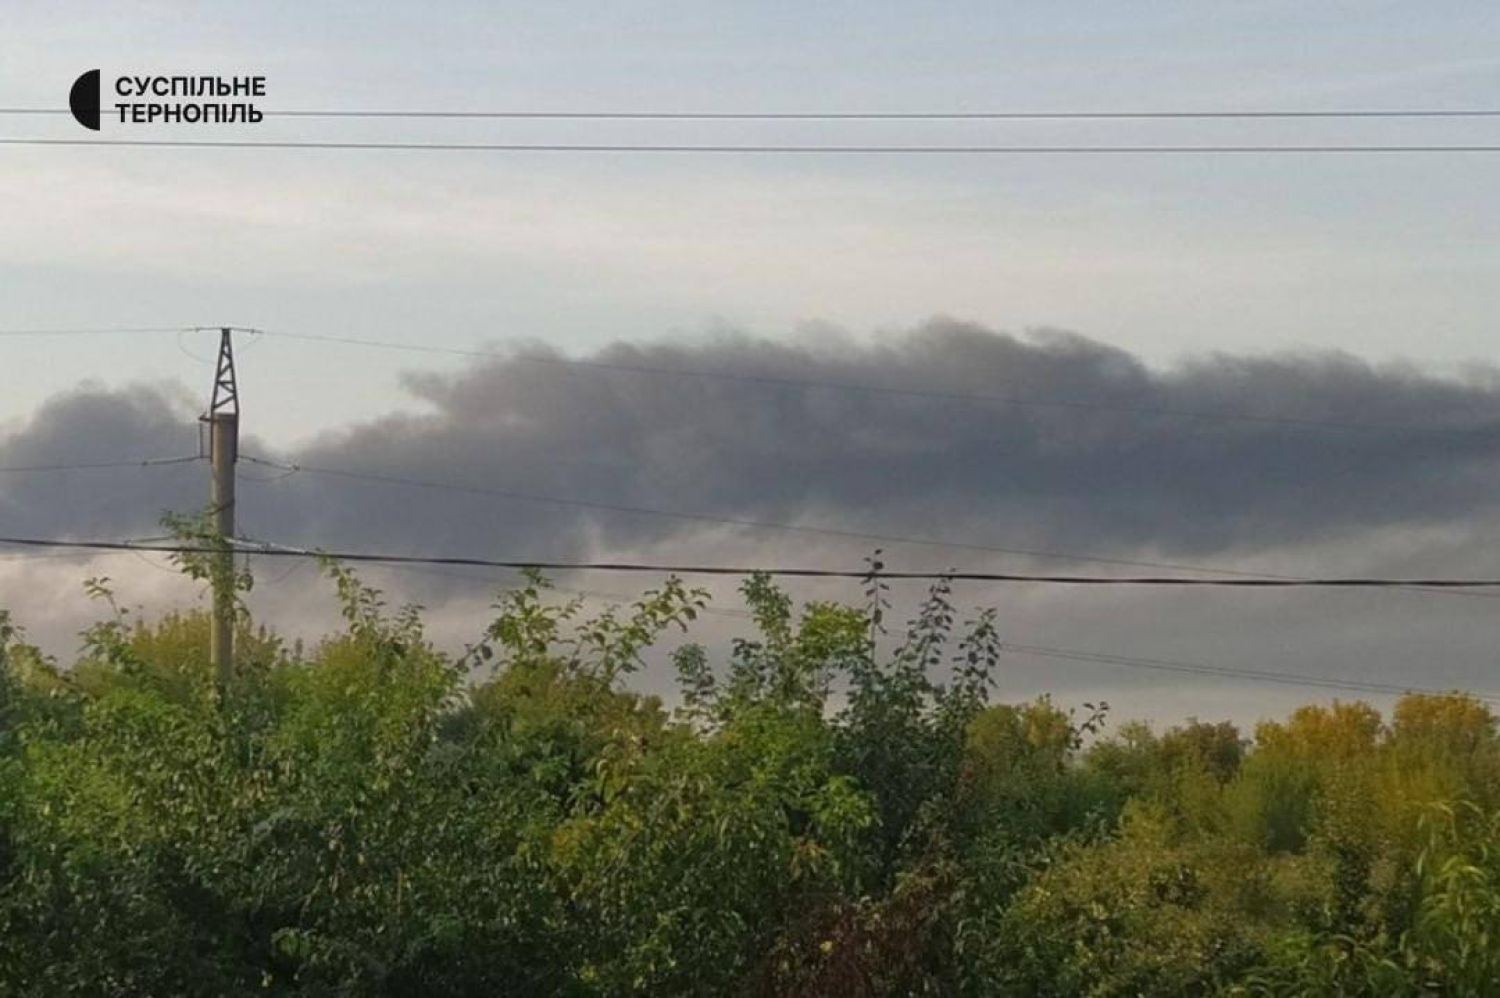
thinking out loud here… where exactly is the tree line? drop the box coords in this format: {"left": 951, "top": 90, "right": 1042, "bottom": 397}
{"left": 1, "top": 562, "right": 1497, "bottom": 994}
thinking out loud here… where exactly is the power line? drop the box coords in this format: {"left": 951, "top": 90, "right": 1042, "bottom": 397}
{"left": 253, "top": 328, "right": 1500, "bottom": 438}
{"left": 352, "top": 560, "right": 1500, "bottom": 703}
{"left": 6, "top": 138, "right": 1500, "bottom": 154}
{"left": 5, "top": 325, "right": 1491, "bottom": 591}
{"left": 3, "top": 535, "right": 1500, "bottom": 586}
{"left": 999, "top": 643, "right": 1500, "bottom": 705}
{"left": 240, "top": 454, "right": 1263, "bottom": 574}
{"left": 4, "top": 322, "right": 1493, "bottom": 439}
{"left": 6, "top": 107, "right": 1500, "bottom": 120}
{"left": 262, "top": 327, "right": 1043, "bottom": 404}
{"left": 6, "top": 325, "right": 1494, "bottom": 595}
{"left": 0, "top": 455, "right": 201, "bottom": 474}
{"left": 6, "top": 325, "right": 1495, "bottom": 594}
{"left": 0, "top": 325, "right": 198, "bottom": 337}
{"left": 6, "top": 528, "right": 1489, "bottom": 704}
{"left": 0, "top": 532, "right": 188, "bottom": 561}
{"left": 234, "top": 456, "right": 1500, "bottom": 597}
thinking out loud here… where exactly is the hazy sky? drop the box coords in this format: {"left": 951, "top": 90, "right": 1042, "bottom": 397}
{"left": 2, "top": 3, "right": 1499, "bottom": 726}
{"left": 3, "top": 1, "right": 1499, "bottom": 440}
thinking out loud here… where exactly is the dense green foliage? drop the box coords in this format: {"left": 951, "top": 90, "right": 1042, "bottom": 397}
{"left": 1, "top": 566, "right": 1498, "bottom": 995}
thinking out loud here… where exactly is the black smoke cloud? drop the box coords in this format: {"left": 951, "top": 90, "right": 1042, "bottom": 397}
{"left": 0, "top": 382, "right": 203, "bottom": 539}
{"left": 7, "top": 319, "right": 1500, "bottom": 568}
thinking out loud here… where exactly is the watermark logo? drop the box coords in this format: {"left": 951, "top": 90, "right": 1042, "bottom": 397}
{"left": 68, "top": 70, "right": 266, "bottom": 129}
{"left": 68, "top": 69, "right": 100, "bottom": 131}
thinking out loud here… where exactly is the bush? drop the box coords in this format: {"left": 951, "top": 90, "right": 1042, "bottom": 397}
{"left": 1, "top": 564, "right": 1497, "bottom": 995}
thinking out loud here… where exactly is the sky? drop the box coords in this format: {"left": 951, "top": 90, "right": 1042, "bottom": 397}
{"left": 2, "top": 2, "right": 1499, "bottom": 728}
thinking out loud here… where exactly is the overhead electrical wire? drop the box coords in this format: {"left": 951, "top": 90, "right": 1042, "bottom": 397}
{"left": 233, "top": 455, "right": 1500, "bottom": 598}
{"left": 4, "top": 530, "right": 1485, "bottom": 703}
{"left": 237, "top": 454, "right": 1294, "bottom": 576}
{"left": 0, "top": 455, "right": 201, "bottom": 473}
{"left": 353, "top": 559, "right": 1500, "bottom": 703}
{"left": 4, "top": 325, "right": 1497, "bottom": 594}
{"left": 3, "top": 324, "right": 1495, "bottom": 439}
{"left": 5, "top": 138, "right": 1500, "bottom": 154}
{"left": 0, "top": 532, "right": 189, "bottom": 561}
{"left": 251, "top": 328, "right": 1500, "bottom": 438}
{"left": 998, "top": 643, "right": 1500, "bottom": 705}
{"left": 3, "top": 535, "right": 1500, "bottom": 587}
{"left": 4, "top": 106, "right": 1500, "bottom": 120}
{"left": 0, "top": 325, "right": 198, "bottom": 337}
{"left": 4, "top": 323, "right": 1487, "bottom": 590}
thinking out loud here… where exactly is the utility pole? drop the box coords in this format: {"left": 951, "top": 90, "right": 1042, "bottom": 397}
{"left": 204, "top": 328, "right": 239, "bottom": 690}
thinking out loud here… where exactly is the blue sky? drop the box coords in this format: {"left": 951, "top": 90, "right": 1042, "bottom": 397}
{"left": 2, "top": 1, "right": 1498, "bottom": 444}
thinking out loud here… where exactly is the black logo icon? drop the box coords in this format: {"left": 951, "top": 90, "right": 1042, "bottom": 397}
{"left": 69, "top": 69, "right": 101, "bottom": 131}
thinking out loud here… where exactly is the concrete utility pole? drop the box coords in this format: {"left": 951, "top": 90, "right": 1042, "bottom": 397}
{"left": 205, "top": 328, "right": 239, "bottom": 690}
